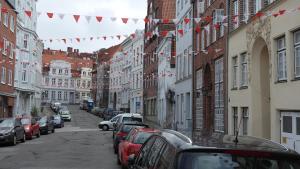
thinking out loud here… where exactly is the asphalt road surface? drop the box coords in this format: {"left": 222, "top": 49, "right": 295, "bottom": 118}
{"left": 0, "top": 105, "right": 120, "bottom": 169}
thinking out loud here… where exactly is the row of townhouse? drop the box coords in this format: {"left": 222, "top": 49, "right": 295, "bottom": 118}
{"left": 141, "top": 0, "right": 300, "bottom": 154}
{"left": 0, "top": 0, "right": 43, "bottom": 117}
{"left": 41, "top": 48, "right": 94, "bottom": 105}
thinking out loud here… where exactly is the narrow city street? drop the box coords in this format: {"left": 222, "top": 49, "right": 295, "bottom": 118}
{"left": 0, "top": 105, "right": 120, "bottom": 169}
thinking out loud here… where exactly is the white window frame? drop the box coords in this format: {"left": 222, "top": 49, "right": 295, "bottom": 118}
{"left": 10, "top": 15, "right": 14, "bottom": 32}
{"left": 240, "top": 53, "right": 248, "bottom": 87}
{"left": 214, "top": 57, "right": 224, "bottom": 132}
{"left": 254, "top": 0, "right": 262, "bottom": 14}
{"left": 294, "top": 30, "right": 300, "bottom": 78}
{"left": 232, "top": 56, "right": 238, "bottom": 88}
{"left": 212, "top": 11, "right": 217, "bottom": 42}
{"left": 21, "top": 69, "right": 27, "bottom": 82}
{"left": 232, "top": 107, "right": 238, "bottom": 135}
{"left": 1, "top": 67, "right": 6, "bottom": 84}
{"left": 9, "top": 42, "right": 14, "bottom": 59}
{"left": 241, "top": 107, "right": 249, "bottom": 135}
{"left": 277, "top": 37, "right": 287, "bottom": 81}
{"left": 52, "top": 68, "right": 56, "bottom": 75}
{"left": 8, "top": 69, "right": 12, "bottom": 85}
{"left": 58, "top": 91, "right": 62, "bottom": 100}
{"left": 64, "top": 92, "right": 68, "bottom": 101}
{"left": 243, "top": 0, "right": 249, "bottom": 21}
{"left": 51, "top": 91, "right": 56, "bottom": 100}
{"left": 52, "top": 78, "right": 56, "bottom": 86}
{"left": 233, "top": 0, "right": 239, "bottom": 29}
{"left": 3, "top": 12, "right": 8, "bottom": 27}
{"left": 206, "top": 25, "right": 210, "bottom": 47}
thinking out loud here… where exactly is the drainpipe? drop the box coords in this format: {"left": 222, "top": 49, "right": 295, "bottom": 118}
{"left": 191, "top": 0, "right": 195, "bottom": 140}
{"left": 225, "top": 0, "right": 230, "bottom": 134}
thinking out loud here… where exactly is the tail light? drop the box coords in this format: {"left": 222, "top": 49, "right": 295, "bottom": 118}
{"left": 127, "top": 144, "right": 136, "bottom": 155}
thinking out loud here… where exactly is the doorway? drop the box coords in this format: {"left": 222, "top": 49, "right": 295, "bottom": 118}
{"left": 281, "top": 112, "right": 300, "bottom": 153}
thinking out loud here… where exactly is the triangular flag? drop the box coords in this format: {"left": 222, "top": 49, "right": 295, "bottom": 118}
{"left": 47, "top": 12, "right": 54, "bottom": 19}
{"left": 204, "top": 16, "right": 212, "bottom": 23}
{"left": 90, "top": 37, "right": 93, "bottom": 41}
{"left": 25, "top": 11, "right": 32, "bottom": 18}
{"left": 184, "top": 18, "right": 190, "bottom": 24}
{"left": 254, "top": 12, "right": 264, "bottom": 19}
{"left": 76, "top": 38, "right": 80, "bottom": 42}
{"left": 214, "top": 23, "right": 220, "bottom": 30}
{"left": 62, "top": 39, "right": 66, "bottom": 44}
{"left": 121, "top": 18, "right": 129, "bottom": 24}
{"left": 194, "top": 18, "right": 202, "bottom": 24}
{"left": 131, "top": 33, "right": 136, "bottom": 39}
{"left": 96, "top": 16, "right": 103, "bottom": 22}
{"left": 116, "top": 35, "right": 121, "bottom": 40}
{"left": 161, "top": 31, "right": 169, "bottom": 37}
{"left": 73, "top": 15, "right": 80, "bottom": 23}
{"left": 103, "top": 36, "right": 107, "bottom": 40}
{"left": 153, "top": 19, "right": 160, "bottom": 24}
{"left": 177, "top": 29, "right": 184, "bottom": 36}
{"left": 162, "top": 19, "right": 169, "bottom": 24}
{"left": 58, "top": 13, "right": 65, "bottom": 20}
{"left": 1, "top": 7, "right": 8, "bottom": 13}
{"left": 144, "top": 18, "right": 150, "bottom": 23}
{"left": 132, "top": 18, "right": 139, "bottom": 24}
{"left": 110, "top": 17, "right": 117, "bottom": 22}
{"left": 195, "top": 26, "right": 201, "bottom": 33}
{"left": 279, "top": 9, "right": 286, "bottom": 15}
{"left": 85, "top": 16, "right": 91, "bottom": 23}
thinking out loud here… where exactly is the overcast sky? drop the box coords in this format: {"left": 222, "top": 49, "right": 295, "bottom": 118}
{"left": 37, "top": 0, "right": 146, "bottom": 53}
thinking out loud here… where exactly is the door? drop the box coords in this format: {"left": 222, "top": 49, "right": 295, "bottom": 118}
{"left": 70, "top": 92, "right": 75, "bottom": 104}
{"left": 281, "top": 112, "right": 300, "bottom": 153}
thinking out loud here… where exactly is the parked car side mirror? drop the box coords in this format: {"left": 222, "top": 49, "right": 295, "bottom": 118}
{"left": 128, "top": 154, "right": 136, "bottom": 166}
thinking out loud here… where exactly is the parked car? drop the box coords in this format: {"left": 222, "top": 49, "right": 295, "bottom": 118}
{"left": 51, "top": 102, "right": 61, "bottom": 113}
{"left": 127, "top": 130, "right": 300, "bottom": 169}
{"left": 102, "top": 108, "right": 114, "bottom": 120}
{"left": 60, "top": 110, "right": 72, "bottom": 122}
{"left": 53, "top": 115, "right": 64, "bottom": 128}
{"left": 113, "top": 122, "right": 148, "bottom": 154}
{"left": 91, "top": 107, "right": 105, "bottom": 117}
{"left": 114, "top": 113, "right": 143, "bottom": 133}
{"left": 104, "top": 110, "right": 124, "bottom": 121}
{"left": 38, "top": 116, "right": 55, "bottom": 134}
{"left": 98, "top": 114, "right": 122, "bottom": 131}
{"left": 58, "top": 106, "right": 69, "bottom": 115}
{"left": 0, "top": 118, "right": 5, "bottom": 123}
{"left": 118, "top": 128, "right": 159, "bottom": 168}
{"left": 21, "top": 118, "right": 40, "bottom": 140}
{"left": 0, "top": 118, "right": 26, "bottom": 146}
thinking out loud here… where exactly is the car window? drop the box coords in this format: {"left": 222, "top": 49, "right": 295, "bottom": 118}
{"left": 121, "top": 125, "right": 135, "bottom": 133}
{"left": 111, "top": 116, "right": 120, "bottom": 122}
{"left": 122, "top": 117, "right": 142, "bottom": 123}
{"left": 0, "top": 119, "right": 14, "bottom": 128}
{"left": 21, "top": 119, "right": 31, "bottom": 125}
{"left": 133, "top": 132, "right": 153, "bottom": 144}
{"left": 155, "top": 144, "right": 176, "bottom": 169}
{"left": 15, "top": 120, "right": 22, "bottom": 127}
{"left": 144, "top": 137, "right": 165, "bottom": 168}
{"left": 136, "top": 136, "right": 156, "bottom": 167}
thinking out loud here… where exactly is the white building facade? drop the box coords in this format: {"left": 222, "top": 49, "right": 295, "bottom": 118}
{"left": 75, "top": 67, "right": 92, "bottom": 103}
{"left": 13, "top": 0, "right": 43, "bottom": 115}
{"left": 109, "top": 51, "right": 123, "bottom": 110}
{"left": 130, "top": 30, "right": 144, "bottom": 114}
{"left": 42, "top": 60, "right": 75, "bottom": 104}
{"left": 157, "top": 35, "right": 176, "bottom": 128}
{"left": 174, "top": 0, "right": 193, "bottom": 137}
{"left": 121, "top": 38, "right": 132, "bottom": 112}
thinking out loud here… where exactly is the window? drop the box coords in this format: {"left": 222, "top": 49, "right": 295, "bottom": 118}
{"left": 10, "top": 15, "right": 14, "bottom": 32}
{"left": 83, "top": 71, "right": 86, "bottom": 77}
{"left": 183, "top": 50, "right": 187, "bottom": 77}
{"left": 24, "top": 34, "right": 28, "bottom": 49}
{"left": 1, "top": 67, "right": 6, "bottom": 83}
{"left": 232, "top": 107, "right": 238, "bottom": 135}
{"left": 82, "top": 80, "right": 86, "bottom": 88}
{"left": 240, "top": 53, "right": 248, "bottom": 87}
{"left": 242, "top": 107, "right": 249, "bottom": 135}
{"left": 254, "top": 0, "right": 262, "bottom": 13}
{"left": 52, "top": 68, "right": 56, "bottom": 74}
{"left": 58, "top": 79, "right": 63, "bottom": 87}
{"left": 233, "top": 0, "right": 239, "bottom": 29}
{"left": 65, "top": 69, "right": 69, "bottom": 75}
{"left": 294, "top": 30, "right": 300, "bottom": 77}
{"left": 45, "top": 77, "right": 49, "bottom": 86}
{"left": 59, "top": 69, "right": 63, "bottom": 75}
{"left": 297, "top": 117, "right": 300, "bottom": 135}
{"left": 58, "top": 91, "right": 62, "bottom": 100}
{"left": 77, "top": 80, "right": 81, "bottom": 88}
{"left": 51, "top": 91, "right": 56, "bottom": 100}
{"left": 3, "top": 12, "right": 8, "bottom": 27}
{"left": 82, "top": 93, "right": 86, "bottom": 97}
{"left": 196, "top": 69, "right": 203, "bottom": 129}
{"left": 22, "top": 69, "right": 27, "bottom": 82}
{"left": 52, "top": 78, "right": 56, "bottom": 86}
{"left": 64, "top": 92, "right": 68, "bottom": 101}
{"left": 214, "top": 57, "right": 224, "bottom": 132}
{"left": 243, "top": 0, "right": 249, "bottom": 21}
{"left": 87, "top": 81, "right": 91, "bottom": 88}
{"left": 206, "top": 25, "right": 210, "bottom": 47}
{"left": 70, "top": 79, "right": 74, "bottom": 88}
{"left": 44, "top": 91, "right": 49, "bottom": 99}
{"left": 2, "top": 38, "right": 7, "bottom": 55}
{"left": 232, "top": 56, "right": 238, "bottom": 88}
{"left": 9, "top": 42, "right": 14, "bottom": 59}
{"left": 282, "top": 116, "right": 292, "bottom": 133}
{"left": 277, "top": 37, "right": 287, "bottom": 81}
{"left": 8, "top": 69, "right": 12, "bottom": 85}
{"left": 212, "top": 11, "right": 217, "bottom": 42}
{"left": 207, "top": 0, "right": 211, "bottom": 7}
{"left": 64, "top": 79, "right": 68, "bottom": 87}
{"left": 136, "top": 137, "right": 156, "bottom": 167}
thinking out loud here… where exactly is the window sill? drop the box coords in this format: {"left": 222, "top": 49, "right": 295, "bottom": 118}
{"left": 231, "top": 87, "right": 238, "bottom": 91}
{"left": 275, "top": 80, "right": 287, "bottom": 84}
{"left": 239, "top": 86, "right": 248, "bottom": 90}
{"left": 291, "top": 77, "right": 300, "bottom": 82}
{"left": 1, "top": 82, "right": 6, "bottom": 85}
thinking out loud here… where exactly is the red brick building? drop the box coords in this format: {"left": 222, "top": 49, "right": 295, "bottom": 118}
{"left": 143, "top": 0, "right": 176, "bottom": 127}
{"left": 0, "top": 0, "right": 17, "bottom": 118}
{"left": 193, "top": 0, "right": 227, "bottom": 140}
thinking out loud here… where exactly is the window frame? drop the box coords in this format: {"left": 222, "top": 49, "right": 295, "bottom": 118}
{"left": 277, "top": 37, "right": 287, "bottom": 81}
{"left": 294, "top": 30, "right": 300, "bottom": 78}
{"left": 232, "top": 56, "right": 238, "bottom": 89}
{"left": 1, "top": 66, "right": 6, "bottom": 84}
{"left": 240, "top": 53, "right": 248, "bottom": 87}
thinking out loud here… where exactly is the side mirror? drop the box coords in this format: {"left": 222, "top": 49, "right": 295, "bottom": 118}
{"left": 128, "top": 154, "right": 136, "bottom": 167}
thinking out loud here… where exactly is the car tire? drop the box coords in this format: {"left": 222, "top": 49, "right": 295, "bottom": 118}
{"left": 114, "top": 146, "right": 118, "bottom": 154}
{"left": 102, "top": 125, "right": 109, "bottom": 131}
{"left": 10, "top": 135, "right": 17, "bottom": 146}
{"left": 36, "top": 130, "right": 40, "bottom": 138}
{"left": 52, "top": 128, "right": 55, "bottom": 133}
{"left": 21, "top": 133, "right": 26, "bottom": 143}
{"left": 117, "top": 153, "right": 121, "bottom": 165}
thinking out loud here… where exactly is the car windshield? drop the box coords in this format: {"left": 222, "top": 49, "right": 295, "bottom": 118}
{"left": 62, "top": 111, "right": 70, "bottom": 115}
{"left": 39, "top": 117, "right": 47, "bottom": 123}
{"left": 21, "top": 119, "right": 31, "bottom": 125}
{"left": 121, "top": 125, "right": 136, "bottom": 133}
{"left": 177, "top": 152, "right": 300, "bottom": 169}
{"left": 122, "top": 117, "right": 142, "bottom": 123}
{"left": 53, "top": 116, "right": 61, "bottom": 120}
{"left": 0, "top": 119, "right": 14, "bottom": 128}
{"left": 133, "top": 132, "right": 153, "bottom": 144}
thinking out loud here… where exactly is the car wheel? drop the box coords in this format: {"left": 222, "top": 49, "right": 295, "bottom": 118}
{"left": 10, "top": 135, "right": 17, "bottom": 146}
{"left": 114, "top": 146, "right": 118, "bottom": 154}
{"left": 36, "top": 130, "right": 40, "bottom": 138}
{"left": 21, "top": 133, "right": 26, "bottom": 143}
{"left": 117, "top": 152, "right": 121, "bottom": 165}
{"left": 102, "top": 125, "right": 109, "bottom": 131}
{"left": 52, "top": 128, "right": 55, "bottom": 133}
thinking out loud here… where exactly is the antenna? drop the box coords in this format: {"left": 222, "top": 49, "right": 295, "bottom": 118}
{"left": 234, "top": 113, "right": 244, "bottom": 144}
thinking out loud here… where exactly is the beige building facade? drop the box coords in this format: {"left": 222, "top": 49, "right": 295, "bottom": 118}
{"left": 228, "top": 0, "right": 300, "bottom": 153}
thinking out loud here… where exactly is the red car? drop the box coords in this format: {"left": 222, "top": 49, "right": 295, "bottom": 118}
{"left": 21, "top": 118, "right": 40, "bottom": 140}
{"left": 118, "top": 128, "right": 159, "bottom": 168}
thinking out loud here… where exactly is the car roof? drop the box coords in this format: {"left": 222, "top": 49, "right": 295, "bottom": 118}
{"left": 135, "top": 128, "right": 159, "bottom": 133}
{"left": 120, "top": 113, "right": 142, "bottom": 118}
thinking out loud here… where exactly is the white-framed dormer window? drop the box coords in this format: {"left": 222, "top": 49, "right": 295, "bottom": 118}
{"left": 232, "top": 56, "right": 238, "bottom": 88}
{"left": 240, "top": 53, "right": 248, "bottom": 87}
{"left": 254, "top": 0, "right": 262, "bottom": 14}
{"left": 233, "top": 0, "right": 239, "bottom": 29}
{"left": 10, "top": 15, "right": 14, "bottom": 32}
{"left": 52, "top": 68, "right": 56, "bottom": 75}
{"left": 277, "top": 37, "right": 287, "bottom": 81}
{"left": 1, "top": 67, "right": 6, "bottom": 84}
{"left": 3, "top": 12, "right": 8, "bottom": 27}
{"left": 8, "top": 69, "right": 12, "bottom": 85}
{"left": 294, "top": 30, "right": 300, "bottom": 78}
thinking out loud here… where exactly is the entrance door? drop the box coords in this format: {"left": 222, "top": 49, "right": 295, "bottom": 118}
{"left": 70, "top": 92, "right": 75, "bottom": 104}
{"left": 281, "top": 112, "right": 300, "bottom": 153}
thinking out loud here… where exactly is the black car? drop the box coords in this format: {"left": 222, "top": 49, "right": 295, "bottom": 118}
{"left": 38, "top": 116, "right": 55, "bottom": 134}
{"left": 0, "top": 118, "right": 26, "bottom": 146}
{"left": 113, "top": 122, "right": 148, "bottom": 154}
{"left": 128, "top": 130, "right": 300, "bottom": 169}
